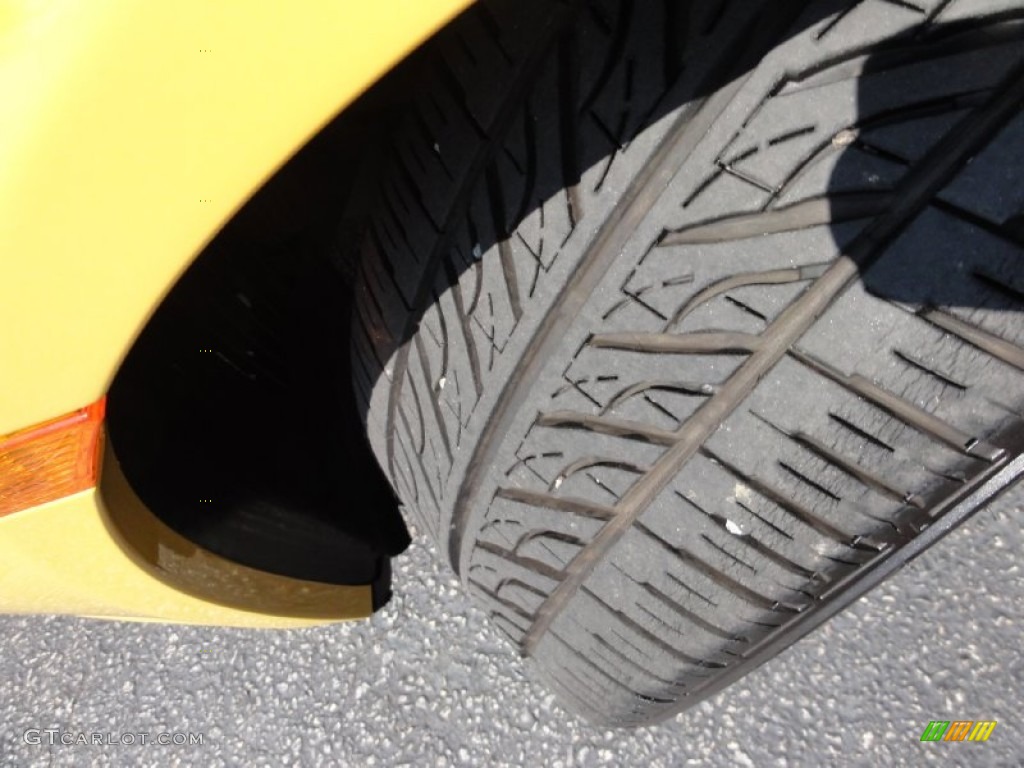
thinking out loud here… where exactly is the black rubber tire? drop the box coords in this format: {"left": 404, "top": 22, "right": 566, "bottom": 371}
{"left": 351, "top": 0, "right": 1024, "bottom": 725}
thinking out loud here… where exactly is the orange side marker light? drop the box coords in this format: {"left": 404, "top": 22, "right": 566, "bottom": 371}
{"left": 0, "top": 397, "right": 106, "bottom": 517}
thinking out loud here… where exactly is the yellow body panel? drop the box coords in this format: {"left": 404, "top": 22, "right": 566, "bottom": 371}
{"left": 0, "top": 0, "right": 472, "bottom": 620}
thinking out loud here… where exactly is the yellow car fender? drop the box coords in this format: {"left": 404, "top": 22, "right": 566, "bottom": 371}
{"left": 0, "top": 0, "right": 472, "bottom": 624}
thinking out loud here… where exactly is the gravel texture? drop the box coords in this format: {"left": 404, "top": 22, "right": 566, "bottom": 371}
{"left": 0, "top": 488, "right": 1020, "bottom": 767}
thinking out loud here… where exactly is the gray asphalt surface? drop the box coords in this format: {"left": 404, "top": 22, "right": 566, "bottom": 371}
{"left": 1, "top": 487, "right": 1020, "bottom": 767}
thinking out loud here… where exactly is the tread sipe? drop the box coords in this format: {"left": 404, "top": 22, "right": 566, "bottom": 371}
{"left": 351, "top": 0, "right": 1024, "bottom": 724}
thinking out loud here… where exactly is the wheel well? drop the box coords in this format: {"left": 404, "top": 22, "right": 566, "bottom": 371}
{"left": 103, "top": 47, "right": 423, "bottom": 606}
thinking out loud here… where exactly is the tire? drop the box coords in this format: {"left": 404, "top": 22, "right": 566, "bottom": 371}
{"left": 351, "top": 0, "right": 1024, "bottom": 725}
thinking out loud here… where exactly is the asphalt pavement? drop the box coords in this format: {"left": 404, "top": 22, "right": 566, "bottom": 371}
{"left": 1, "top": 488, "right": 1021, "bottom": 767}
